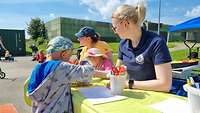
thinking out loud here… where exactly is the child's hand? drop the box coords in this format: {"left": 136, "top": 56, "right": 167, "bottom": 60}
{"left": 69, "top": 56, "right": 79, "bottom": 64}
{"left": 95, "top": 64, "right": 102, "bottom": 70}
{"left": 93, "top": 70, "right": 109, "bottom": 79}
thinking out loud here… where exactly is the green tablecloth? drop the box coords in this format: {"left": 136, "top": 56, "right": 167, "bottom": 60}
{"left": 72, "top": 78, "right": 187, "bottom": 113}
{"left": 24, "top": 78, "right": 186, "bottom": 113}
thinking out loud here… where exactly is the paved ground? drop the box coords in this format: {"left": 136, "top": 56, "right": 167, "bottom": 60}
{"left": 169, "top": 42, "right": 187, "bottom": 52}
{"left": 0, "top": 57, "right": 37, "bottom": 113}
{"left": 169, "top": 42, "right": 200, "bottom": 52}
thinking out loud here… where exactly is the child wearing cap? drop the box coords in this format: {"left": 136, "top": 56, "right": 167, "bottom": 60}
{"left": 86, "top": 48, "right": 112, "bottom": 78}
{"left": 27, "top": 36, "right": 94, "bottom": 113}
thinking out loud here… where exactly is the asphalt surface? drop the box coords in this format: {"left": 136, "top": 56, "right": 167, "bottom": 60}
{"left": 0, "top": 56, "right": 37, "bottom": 113}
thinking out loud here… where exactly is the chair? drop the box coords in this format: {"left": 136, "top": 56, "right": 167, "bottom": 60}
{"left": 24, "top": 78, "right": 32, "bottom": 106}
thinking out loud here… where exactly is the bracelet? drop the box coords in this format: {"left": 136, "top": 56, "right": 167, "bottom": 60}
{"left": 128, "top": 80, "right": 134, "bottom": 89}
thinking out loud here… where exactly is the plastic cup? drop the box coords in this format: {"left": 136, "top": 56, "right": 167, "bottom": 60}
{"left": 183, "top": 84, "right": 200, "bottom": 113}
{"left": 110, "top": 75, "right": 125, "bottom": 95}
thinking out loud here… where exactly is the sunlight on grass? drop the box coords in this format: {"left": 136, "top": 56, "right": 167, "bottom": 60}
{"left": 170, "top": 49, "right": 189, "bottom": 61}
{"left": 167, "top": 42, "right": 175, "bottom": 48}
{"left": 27, "top": 39, "right": 196, "bottom": 63}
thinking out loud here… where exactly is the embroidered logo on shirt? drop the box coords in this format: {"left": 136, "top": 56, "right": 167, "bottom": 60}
{"left": 136, "top": 54, "right": 144, "bottom": 64}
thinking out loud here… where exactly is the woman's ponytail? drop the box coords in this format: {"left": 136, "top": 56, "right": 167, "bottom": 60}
{"left": 112, "top": 0, "right": 146, "bottom": 26}
{"left": 136, "top": 0, "right": 146, "bottom": 26}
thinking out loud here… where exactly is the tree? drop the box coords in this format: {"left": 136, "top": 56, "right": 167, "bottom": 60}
{"left": 40, "top": 21, "right": 48, "bottom": 39}
{"left": 27, "top": 18, "right": 48, "bottom": 41}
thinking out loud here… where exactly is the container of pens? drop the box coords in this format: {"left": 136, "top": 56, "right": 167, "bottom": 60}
{"left": 183, "top": 76, "right": 200, "bottom": 113}
{"left": 109, "top": 66, "right": 126, "bottom": 95}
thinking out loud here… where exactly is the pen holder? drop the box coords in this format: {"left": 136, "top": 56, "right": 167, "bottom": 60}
{"left": 183, "top": 84, "right": 200, "bottom": 113}
{"left": 110, "top": 75, "right": 125, "bottom": 95}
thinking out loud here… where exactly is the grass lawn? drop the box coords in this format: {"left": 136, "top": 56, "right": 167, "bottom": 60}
{"left": 167, "top": 42, "right": 175, "bottom": 48}
{"left": 27, "top": 39, "right": 200, "bottom": 74}
{"left": 26, "top": 39, "right": 189, "bottom": 62}
{"left": 170, "top": 49, "right": 189, "bottom": 61}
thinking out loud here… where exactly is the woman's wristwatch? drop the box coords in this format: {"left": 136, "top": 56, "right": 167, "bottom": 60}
{"left": 128, "top": 80, "right": 134, "bottom": 89}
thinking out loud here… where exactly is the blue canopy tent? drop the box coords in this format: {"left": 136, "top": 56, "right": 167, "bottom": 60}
{"left": 168, "top": 16, "right": 200, "bottom": 59}
{"left": 168, "top": 16, "right": 200, "bottom": 32}
{"left": 168, "top": 17, "right": 200, "bottom": 97}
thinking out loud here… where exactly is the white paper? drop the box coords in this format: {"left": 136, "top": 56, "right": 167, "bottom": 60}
{"left": 79, "top": 86, "right": 128, "bottom": 105}
{"left": 149, "top": 98, "right": 191, "bottom": 113}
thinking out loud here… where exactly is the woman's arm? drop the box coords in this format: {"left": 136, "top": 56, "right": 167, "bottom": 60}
{"left": 127, "top": 62, "right": 172, "bottom": 92}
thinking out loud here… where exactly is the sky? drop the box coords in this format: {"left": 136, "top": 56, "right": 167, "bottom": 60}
{"left": 0, "top": 0, "right": 200, "bottom": 36}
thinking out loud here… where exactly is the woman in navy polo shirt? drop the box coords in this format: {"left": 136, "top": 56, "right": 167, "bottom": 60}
{"left": 111, "top": 2, "right": 172, "bottom": 92}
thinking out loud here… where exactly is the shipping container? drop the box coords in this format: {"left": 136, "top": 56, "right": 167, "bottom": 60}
{"left": 0, "top": 29, "right": 26, "bottom": 56}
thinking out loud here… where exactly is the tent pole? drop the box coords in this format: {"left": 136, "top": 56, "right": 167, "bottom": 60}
{"left": 167, "top": 32, "right": 170, "bottom": 45}
{"left": 186, "top": 32, "right": 188, "bottom": 40}
{"left": 158, "top": 0, "right": 161, "bottom": 35}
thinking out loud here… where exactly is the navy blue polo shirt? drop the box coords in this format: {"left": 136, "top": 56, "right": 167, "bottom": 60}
{"left": 118, "top": 29, "right": 172, "bottom": 81}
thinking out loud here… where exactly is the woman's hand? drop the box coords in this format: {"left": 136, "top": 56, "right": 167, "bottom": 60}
{"left": 124, "top": 80, "right": 129, "bottom": 89}
{"left": 115, "top": 59, "right": 123, "bottom": 67}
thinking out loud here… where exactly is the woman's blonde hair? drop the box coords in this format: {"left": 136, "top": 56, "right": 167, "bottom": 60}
{"left": 112, "top": 0, "right": 146, "bottom": 26}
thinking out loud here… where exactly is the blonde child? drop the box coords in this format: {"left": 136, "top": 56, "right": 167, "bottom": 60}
{"left": 86, "top": 48, "right": 112, "bottom": 78}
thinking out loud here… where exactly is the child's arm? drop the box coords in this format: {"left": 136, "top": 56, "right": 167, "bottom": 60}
{"left": 94, "top": 70, "right": 109, "bottom": 78}
{"left": 27, "top": 62, "right": 94, "bottom": 102}
{"left": 69, "top": 55, "right": 79, "bottom": 65}
{"left": 29, "top": 62, "right": 94, "bottom": 92}
{"left": 58, "top": 62, "right": 94, "bottom": 83}
{"left": 94, "top": 59, "right": 112, "bottom": 78}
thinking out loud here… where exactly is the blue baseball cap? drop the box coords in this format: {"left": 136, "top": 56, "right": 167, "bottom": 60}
{"left": 47, "top": 36, "right": 73, "bottom": 54}
{"left": 75, "top": 26, "right": 97, "bottom": 39}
